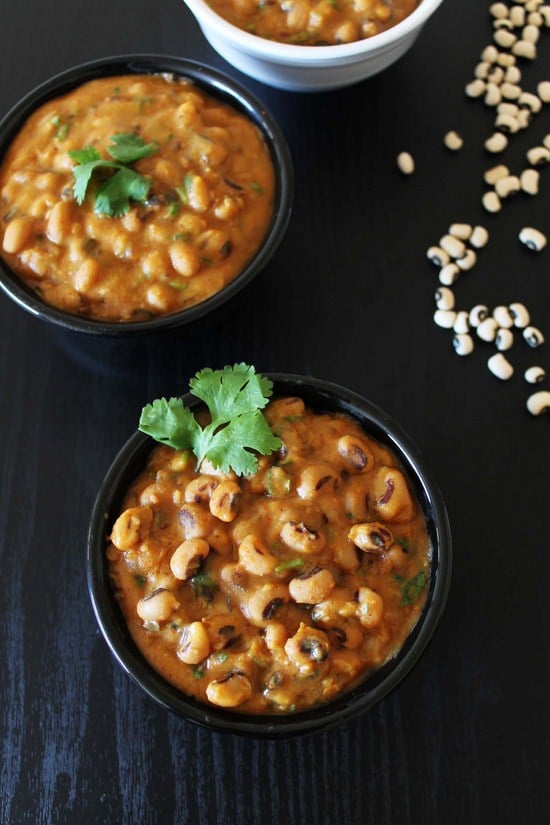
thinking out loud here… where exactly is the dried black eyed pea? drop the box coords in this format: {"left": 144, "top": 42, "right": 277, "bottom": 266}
{"left": 137, "top": 588, "right": 180, "bottom": 623}
{"left": 209, "top": 480, "right": 241, "bottom": 522}
{"left": 206, "top": 673, "right": 253, "bottom": 707}
{"left": 396, "top": 151, "right": 415, "bottom": 175}
{"left": 439, "top": 263, "right": 460, "bottom": 285}
{"left": 348, "top": 522, "right": 393, "bottom": 552}
{"left": 238, "top": 534, "right": 277, "bottom": 575}
{"left": 509, "top": 302, "right": 530, "bottom": 328}
{"left": 170, "top": 537, "right": 210, "bottom": 580}
{"left": 111, "top": 505, "right": 153, "bottom": 550}
{"left": 495, "top": 328, "right": 514, "bottom": 351}
{"left": 523, "top": 325, "right": 545, "bottom": 347}
{"left": 337, "top": 434, "right": 374, "bottom": 472}
{"left": 280, "top": 521, "right": 326, "bottom": 554}
{"left": 284, "top": 623, "right": 330, "bottom": 674}
{"left": 177, "top": 621, "right": 211, "bottom": 664}
{"left": 453, "top": 334, "right": 475, "bottom": 356}
{"left": 288, "top": 567, "right": 335, "bottom": 604}
{"left": 526, "top": 390, "right": 550, "bottom": 415}
{"left": 427, "top": 246, "right": 450, "bottom": 267}
{"left": 519, "top": 226, "right": 547, "bottom": 251}
{"left": 470, "top": 304, "right": 490, "bottom": 327}
{"left": 524, "top": 366, "right": 546, "bottom": 383}
{"left": 435, "top": 287, "right": 455, "bottom": 311}
{"left": 488, "top": 353, "right": 514, "bottom": 380}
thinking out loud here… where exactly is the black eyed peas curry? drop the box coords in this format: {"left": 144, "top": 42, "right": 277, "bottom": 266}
{"left": 108, "top": 397, "right": 431, "bottom": 713}
{"left": 206, "top": 0, "right": 420, "bottom": 46}
{"left": 0, "top": 75, "right": 275, "bottom": 322}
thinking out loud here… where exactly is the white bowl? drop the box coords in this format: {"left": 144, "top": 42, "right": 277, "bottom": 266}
{"left": 183, "top": 0, "right": 445, "bottom": 91}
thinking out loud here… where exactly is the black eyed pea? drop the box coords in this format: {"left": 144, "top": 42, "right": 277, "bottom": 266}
{"left": 482, "top": 191, "right": 502, "bottom": 213}
{"left": 297, "top": 464, "right": 340, "bottom": 499}
{"left": 373, "top": 466, "right": 415, "bottom": 523}
{"left": 495, "top": 328, "right": 514, "bottom": 351}
{"left": 449, "top": 223, "right": 471, "bottom": 240}
{"left": 519, "top": 226, "right": 547, "bottom": 251}
{"left": 434, "top": 309, "right": 457, "bottom": 329}
{"left": 243, "top": 582, "right": 289, "bottom": 625}
{"left": 443, "top": 132, "right": 464, "bottom": 151}
{"left": 466, "top": 79, "right": 487, "bottom": 98}
{"left": 470, "top": 304, "right": 490, "bottom": 327}
{"left": 493, "top": 305, "right": 514, "bottom": 328}
{"left": 524, "top": 366, "right": 546, "bottom": 383}
{"left": 185, "top": 174, "right": 211, "bottom": 212}
{"left": 453, "top": 333, "right": 475, "bottom": 356}
{"left": 523, "top": 325, "right": 545, "bottom": 347}
{"left": 337, "top": 434, "right": 374, "bottom": 472}
{"left": 284, "top": 623, "right": 330, "bottom": 675}
{"left": 396, "top": 151, "right": 415, "bottom": 175}
{"left": 137, "top": 588, "right": 180, "bottom": 623}
{"left": 526, "top": 146, "right": 550, "bottom": 166}
{"left": 206, "top": 671, "right": 253, "bottom": 708}
{"left": 435, "top": 287, "right": 455, "bottom": 311}
{"left": 495, "top": 175, "right": 521, "bottom": 199}
{"left": 177, "top": 621, "right": 211, "bottom": 664}
{"left": 440, "top": 234, "right": 466, "bottom": 260}
{"left": 439, "top": 263, "right": 460, "bottom": 286}
{"left": 348, "top": 521, "right": 393, "bottom": 552}
{"left": 170, "top": 537, "right": 210, "bottom": 580}
{"left": 288, "top": 567, "right": 336, "bottom": 604}
{"left": 356, "top": 588, "right": 384, "bottom": 629}
{"left": 185, "top": 475, "right": 218, "bottom": 503}
{"left": 264, "top": 621, "right": 288, "bottom": 653}
{"left": 46, "top": 200, "right": 73, "bottom": 244}
{"left": 488, "top": 353, "right": 514, "bottom": 380}
{"left": 198, "top": 228, "right": 232, "bottom": 262}
{"left": 2, "top": 216, "right": 33, "bottom": 254}
{"left": 332, "top": 620, "right": 364, "bottom": 649}
{"left": 484, "top": 165, "right": 509, "bottom": 185}
{"left": 484, "top": 132, "right": 508, "bottom": 153}
{"left": 73, "top": 259, "right": 101, "bottom": 293}
{"left": 238, "top": 534, "right": 277, "bottom": 575}
{"left": 280, "top": 520, "right": 326, "bottom": 554}
{"left": 146, "top": 284, "right": 172, "bottom": 312}
{"left": 209, "top": 480, "right": 241, "bottom": 522}
{"left": 206, "top": 525, "right": 233, "bottom": 556}
{"left": 427, "top": 246, "right": 450, "bottom": 267}
{"left": 178, "top": 503, "right": 214, "bottom": 539}
{"left": 111, "top": 505, "right": 153, "bottom": 550}
{"left": 526, "top": 390, "right": 550, "bottom": 415}
{"left": 476, "top": 317, "right": 499, "bottom": 342}
{"left": 169, "top": 240, "right": 201, "bottom": 277}
{"left": 453, "top": 311, "right": 470, "bottom": 334}
{"left": 508, "top": 302, "right": 530, "bottom": 328}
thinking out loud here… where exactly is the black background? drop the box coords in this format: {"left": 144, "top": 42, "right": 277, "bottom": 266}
{"left": 1, "top": 1, "right": 549, "bottom": 823}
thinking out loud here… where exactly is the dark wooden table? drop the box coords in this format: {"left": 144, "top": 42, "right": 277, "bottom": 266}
{"left": 1, "top": 1, "right": 549, "bottom": 823}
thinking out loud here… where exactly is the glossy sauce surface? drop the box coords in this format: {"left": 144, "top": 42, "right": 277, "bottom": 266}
{"left": 0, "top": 75, "right": 275, "bottom": 322}
{"left": 108, "top": 398, "right": 431, "bottom": 714}
{"left": 206, "top": 0, "right": 420, "bottom": 45}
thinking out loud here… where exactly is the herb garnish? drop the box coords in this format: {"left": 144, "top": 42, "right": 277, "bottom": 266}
{"left": 274, "top": 558, "right": 305, "bottom": 573}
{"left": 192, "top": 665, "right": 205, "bottom": 680}
{"left": 69, "top": 133, "right": 158, "bottom": 217}
{"left": 395, "top": 571, "right": 428, "bottom": 606}
{"left": 139, "top": 364, "right": 282, "bottom": 477}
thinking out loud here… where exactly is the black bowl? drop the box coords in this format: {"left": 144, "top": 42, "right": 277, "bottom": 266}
{"left": 0, "top": 55, "right": 293, "bottom": 336}
{"left": 87, "top": 374, "right": 452, "bottom": 737}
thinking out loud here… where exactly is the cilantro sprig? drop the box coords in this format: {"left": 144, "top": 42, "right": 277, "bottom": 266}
{"left": 69, "top": 133, "right": 158, "bottom": 217}
{"left": 139, "top": 364, "right": 282, "bottom": 477}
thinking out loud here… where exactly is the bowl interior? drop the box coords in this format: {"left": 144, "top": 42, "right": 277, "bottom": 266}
{"left": 0, "top": 55, "right": 293, "bottom": 336}
{"left": 87, "top": 374, "right": 452, "bottom": 737}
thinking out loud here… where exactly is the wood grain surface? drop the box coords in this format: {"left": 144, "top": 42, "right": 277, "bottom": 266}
{"left": 0, "top": 1, "right": 549, "bottom": 823}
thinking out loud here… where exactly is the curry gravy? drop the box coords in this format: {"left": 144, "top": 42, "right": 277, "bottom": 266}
{"left": 0, "top": 75, "right": 275, "bottom": 322}
{"left": 108, "top": 398, "right": 431, "bottom": 714}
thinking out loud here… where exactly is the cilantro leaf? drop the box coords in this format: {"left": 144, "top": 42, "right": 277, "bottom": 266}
{"left": 69, "top": 136, "right": 157, "bottom": 216}
{"left": 139, "top": 398, "right": 201, "bottom": 451}
{"left": 94, "top": 167, "right": 151, "bottom": 217}
{"left": 106, "top": 133, "right": 158, "bottom": 164}
{"left": 190, "top": 363, "right": 274, "bottom": 422}
{"left": 138, "top": 365, "right": 281, "bottom": 476}
{"left": 196, "top": 409, "right": 282, "bottom": 476}
{"left": 400, "top": 572, "right": 428, "bottom": 606}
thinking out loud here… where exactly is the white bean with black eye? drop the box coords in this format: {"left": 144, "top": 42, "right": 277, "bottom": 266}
{"left": 434, "top": 310, "right": 457, "bottom": 329}
{"left": 427, "top": 246, "right": 450, "bottom": 267}
{"left": 493, "top": 306, "right": 514, "bottom": 328}
{"left": 519, "top": 226, "right": 547, "bottom": 251}
{"left": 470, "top": 226, "right": 489, "bottom": 248}
{"left": 470, "top": 305, "right": 490, "bottom": 327}
{"left": 495, "top": 328, "right": 514, "bottom": 351}
{"left": 508, "top": 302, "right": 530, "bottom": 329}
{"left": 525, "top": 366, "right": 546, "bottom": 383}
{"left": 488, "top": 353, "right": 514, "bottom": 380}
{"left": 477, "top": 317, "right": 499, "bottom": 342}
{"left": 523, "top": 325, "right": 545, "bottom": 347}
{"left": 526, "top": 391, "right": 550, "bottom": 415}
{"left": 439, "top": 263, "right": 460, "bottom": 285}
{"left": 453, "top": 311, "right": 470, "bottom": 334}
{"left": 453, "top": 334, "right": 474, "bottom": 356}
{"left": 435, "top": 287, "right": 455, "bottom": 311}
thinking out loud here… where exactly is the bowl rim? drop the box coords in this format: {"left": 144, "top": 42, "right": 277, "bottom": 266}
{"left": 183, "top": 0, "right": 445, "bottom": 64}
{"left": 0, "top": 54, "right": 293, "bottom": 336}
{"left": 87, "top": 373, "right": 452, "bottom": 738}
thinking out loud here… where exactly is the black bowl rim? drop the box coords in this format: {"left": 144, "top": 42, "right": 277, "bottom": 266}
{"left": 87, "top": 374, "right": 452, "bottom": 738}
{"left": 0, "top": 54, "right": 293, "bottom": 336}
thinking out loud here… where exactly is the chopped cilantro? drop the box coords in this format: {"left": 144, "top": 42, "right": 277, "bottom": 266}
{"left": 139, "top": 364, "right": 281, "bottom": 476}
{"left": 250, "top": 182, "right": 264, "bottom": 194}
{"left": 400, "top": 572, "right": 428, "bottom": 606}
{"left": 216, "top": 652, "right": 228, "bottom": 664}
{"left": 167, "top": 201, "right": 181, "bottom": 218}
{"left": 51, "top": 115, "right": 70, "bottom": 141}
{"left": 274, "top": 558, "right": 305, "bottom": 573}
{"left": 192, "top": 665, "right": 205, "bottom": 680}
{"left": 133, "top": 573, "right": 147, "bottom": 588}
